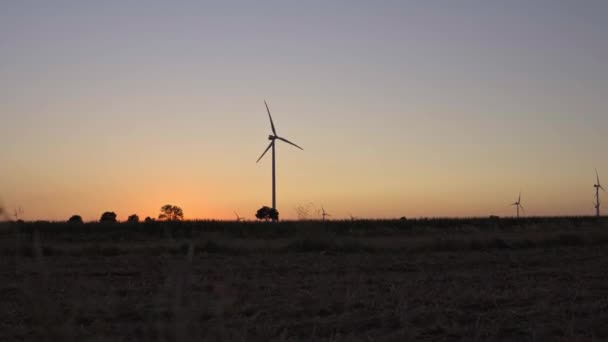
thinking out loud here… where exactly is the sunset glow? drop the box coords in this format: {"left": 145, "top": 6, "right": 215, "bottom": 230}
{"left": 1, "top": 1, "right": 607, "bottom": 221}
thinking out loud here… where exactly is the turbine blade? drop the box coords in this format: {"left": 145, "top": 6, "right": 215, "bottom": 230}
{"left": 518, "top": 192, "right": 521, "bottom": 203}
{"left": 256, "top": 141, "right": 274, "bottom": 163}
{"left": 265, "top": 100, "right": 277, "bottom": 135}
{"left": 596, "top": 168, "right": 600, "bottom": 185}
{"left": 276, "top": 136, "right": 303, "bottom": 150}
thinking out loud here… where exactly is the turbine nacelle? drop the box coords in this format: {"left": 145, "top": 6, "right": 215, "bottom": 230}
{"left": 595, "top": 169, "right": 604, "bottom": 191}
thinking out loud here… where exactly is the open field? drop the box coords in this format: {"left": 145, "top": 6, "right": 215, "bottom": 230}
{"left": 2, "top": 217, "right": 608, "bottom": 341}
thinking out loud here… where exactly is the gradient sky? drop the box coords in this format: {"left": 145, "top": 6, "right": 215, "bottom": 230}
{"left": 1, "top": 1, "right": 607, "bottom": 221}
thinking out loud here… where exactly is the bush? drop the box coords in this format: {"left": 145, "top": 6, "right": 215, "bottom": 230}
{"left": 100, "top": 212, "right": 117, "bottom": 223}
{"left": 68, "top": 215, "right": 83, "bottom": 224}
{"left": 127, "top": 214, "right": 139, "bottom": 224}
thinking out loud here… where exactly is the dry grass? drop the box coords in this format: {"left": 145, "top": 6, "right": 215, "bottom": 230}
{"left": 2, "top": 219, "right": 608, "bottom": 341}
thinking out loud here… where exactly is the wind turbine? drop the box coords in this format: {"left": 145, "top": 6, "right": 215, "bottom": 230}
{"left": 13, "top": 206, "right": 23, "bottom": 221}
{"left": 0, "top": 199, "right": 5, "bottom": 220}
{"left": 256, "top": 100, "right": 303, "bottom": 220}
{"left": 511, "top": 192, "right": 524, "bottom": 219}
{"left": 594, "top": 168, "right": 604, "bottom": 217}
{"left": 234, "top": 211, "right": 245, "bottom": 222}
{"left": 321, "top": 206, "right": 331, "bottom": 221}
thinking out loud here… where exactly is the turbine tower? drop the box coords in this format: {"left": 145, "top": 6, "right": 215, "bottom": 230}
{"left": 511, "top": 192, "right": 524, "bottom": 219}
{"left": 256, "top": 100, "right": 303, "bottom": 219}
{"left": 594, "top": 169, "right": 604, "bottom": 217}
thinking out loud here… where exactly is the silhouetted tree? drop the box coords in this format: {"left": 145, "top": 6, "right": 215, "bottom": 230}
{"left": 100, "top": 211, "right": 117, "bottom": 223}
{"left": 127, "top": 214, "right": 139, "bottom": 223}
{"left": 256, "top": 206, "right": 279, "bottom": 222}
{"left": 144, "top": 216, "right": 155, "bottom": 223}
{"left": 158, "top": 205, "right": 184, "bottom": 221}
{"left": 68, "top": 215, "right": 83, "bottom": 224}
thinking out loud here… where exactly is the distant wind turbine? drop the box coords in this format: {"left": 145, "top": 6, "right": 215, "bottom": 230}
{"left": 13, "top": 206, "right": 23, "bottom": 221}
{"left": 511, "top": 192, "right": 524, "bottom": 219}
{"left": 234, "top": 211, "right": 245, "bottom": 222}
{"left": 321, "top": 206, "right": 331, "bottom": 221}
{"left": 256, "top": 100, "right": 303, "bottom": 220}
{"left": 0, "top": 199, "right": 5, "bottom": 220}
{"left": 594, "top": 168, "right": 604, "bottom": 217}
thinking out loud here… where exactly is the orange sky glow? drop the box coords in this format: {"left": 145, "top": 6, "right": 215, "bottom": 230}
{"left": 1, "top": 2, "right": 607, "bottom": 221}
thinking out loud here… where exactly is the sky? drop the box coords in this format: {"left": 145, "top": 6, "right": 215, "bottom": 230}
{"left": 1, "top": 0, "right": 607, "bottom": 221}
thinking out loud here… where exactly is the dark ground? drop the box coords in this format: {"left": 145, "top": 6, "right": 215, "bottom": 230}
{"left": 2, "top": 218, "right": 608, "bottom": 341}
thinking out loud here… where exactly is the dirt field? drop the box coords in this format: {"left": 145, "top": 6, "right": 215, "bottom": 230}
{"left": 2, "top": 219, "right": 608, "bottom": 341}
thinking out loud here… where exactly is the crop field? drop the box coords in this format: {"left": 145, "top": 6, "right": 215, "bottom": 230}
{"left": 2, "top": 218, "right": 608, "bottom": 341}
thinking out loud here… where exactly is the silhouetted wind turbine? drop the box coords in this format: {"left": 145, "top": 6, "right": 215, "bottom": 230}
{"left": 234, "top": 211, "right": 245, "bottom": 222}
{"left": 321, "top": 207, "right": 331, "bottom": 221}
{"left": 0, "top": 199, "right": 5, "bottom": 220}
{"left": 256, "top": 100, "right": 303, "bottom": 219}
{"left": 594, "top": 168, "right": 604, "bottom": 217}
{"left": 13, "top": 206, "right": 23, "bottom": 221}
{"left": 511, "top": 192, "right": 524, "bottom": 219}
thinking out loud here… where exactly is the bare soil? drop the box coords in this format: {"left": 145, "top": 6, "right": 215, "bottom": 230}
{"left": 2, "top": 221, "right": 608, "bottom": 341}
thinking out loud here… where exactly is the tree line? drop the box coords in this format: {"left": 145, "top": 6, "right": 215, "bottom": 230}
{"left": 68, "top": 204, "right": 185, "bottom": 224}
{"left": 66, "top": 204, "right": 279, "bottom": 223}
